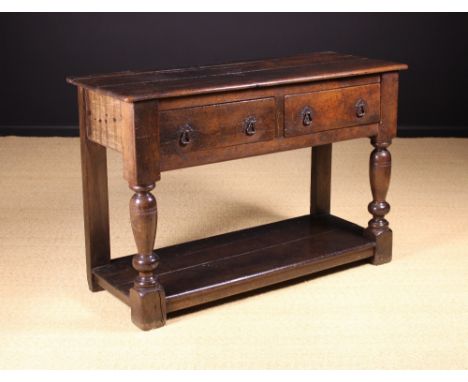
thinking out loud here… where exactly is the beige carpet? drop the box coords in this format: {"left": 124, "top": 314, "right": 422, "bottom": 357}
{"left": 0, "top": 136, "right": 467, "bottom": 369}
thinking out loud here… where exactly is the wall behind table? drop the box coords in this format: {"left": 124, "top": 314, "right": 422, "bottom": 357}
{"left": 1, "top": 13, "right": 467, "bottom": 136}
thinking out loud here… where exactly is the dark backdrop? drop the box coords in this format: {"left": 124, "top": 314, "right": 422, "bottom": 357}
{"left": 1, "top": 13, "right": 467, "bottom": 136}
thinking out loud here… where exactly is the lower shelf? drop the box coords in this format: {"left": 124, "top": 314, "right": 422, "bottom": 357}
{"left": 93, "top": 214, "right": 375, "bottom": 313}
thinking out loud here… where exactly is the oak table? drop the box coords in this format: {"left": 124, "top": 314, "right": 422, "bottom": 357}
{"left": 67, "top": 52, "right": 407, "bottom": 330}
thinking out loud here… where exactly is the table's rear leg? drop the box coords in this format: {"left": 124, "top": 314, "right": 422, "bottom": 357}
{"left": 78, "top": 87, "right": 111, "bottom": 292}
{"left": 310, "top": 143, "right": 332, "bottom": 216}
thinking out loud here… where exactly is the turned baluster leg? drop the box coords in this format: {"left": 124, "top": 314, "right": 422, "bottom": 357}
{"left": 120, "top": 100, "right": 166, "bottom": 330}
{"left": 365, "top": 138, "right": 392, "bottom": 265}
{"left": 128, "top": 183, "right": 166, "bottom": 330}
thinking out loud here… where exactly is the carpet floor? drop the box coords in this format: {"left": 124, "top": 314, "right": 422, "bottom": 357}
{"left": 0, "top": 136, "right": 467, "bottom": 369}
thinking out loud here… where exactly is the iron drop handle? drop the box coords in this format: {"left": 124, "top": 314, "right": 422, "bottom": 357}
{"left": 302, "top": 106, "right": 313, "bottom": 126}
{"left": 179, "top": 124, "right": 193, "bottom": 146}
{"left": 355, "top": 99, "right": 367, "bottom": 118}
{"left": 244, "top": 116, "right": 257, "bottom": 136}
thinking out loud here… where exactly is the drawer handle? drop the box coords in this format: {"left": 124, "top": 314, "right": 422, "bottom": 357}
{"left": 178, "top": 124, "right": 193, "bottom": 146}
{"left": 302, "top": 106, "right": 313, "bottom": 126}
{"left": 244, "top": 116, "right": 257, "bottom": 136}
{"left": 355, "top": 99, "right": 367, "bottom": 118}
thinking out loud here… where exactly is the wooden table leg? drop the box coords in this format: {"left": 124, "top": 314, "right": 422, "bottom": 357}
{"left": 78, "top": 87, "right": 111, "bottom": 291}
{"left": 365, "top": 138, "right": 392, "bottom": 265}
{"left": 120, "top": 100, "right": 166, "bottom": 330}
{"left": 128, "top": 183, "right": 166, "bottom": 330}
{"left": 310, "top": 143, "right": 332, "bottom": 215}
{"left": 365, "top": 72, "right": 399, "bottom": 265}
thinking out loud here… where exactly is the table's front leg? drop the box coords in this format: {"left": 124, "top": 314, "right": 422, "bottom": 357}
{"left": 128, "top": 183, "right": 166, "bottom": 330}
{"left": 365, "top": 72, "right": 399, "bottom": 265}
{"left": 366, "top": 138, "right": 392, "bottom": 265}
{"left": 122, "top": 100, "right": 166, "bottom": 330}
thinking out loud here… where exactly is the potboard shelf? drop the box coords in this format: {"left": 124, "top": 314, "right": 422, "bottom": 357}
{"left": 93, "top": 214, "right": 376, "bottom": 314}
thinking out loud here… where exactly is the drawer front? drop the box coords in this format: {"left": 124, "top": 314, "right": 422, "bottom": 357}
{"left": 284, "top": 83, "right": 380, "bottom": 137}
{"left": 160, "top": 98, "right": 276, "bottom": 155}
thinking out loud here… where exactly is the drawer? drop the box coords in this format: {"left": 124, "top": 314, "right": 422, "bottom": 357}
{"left": 284, "top": 83, "right": 380, "bottom": 137}
{"left": 159, "top": 98, "right": 276, "bottom": 155}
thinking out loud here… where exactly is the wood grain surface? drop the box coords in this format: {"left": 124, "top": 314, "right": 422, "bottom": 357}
{"left": 93, "top": 214, "right": 375, "bottom": 312}
{"left": 67, "top": 52, "right": 407, "bottom": 101}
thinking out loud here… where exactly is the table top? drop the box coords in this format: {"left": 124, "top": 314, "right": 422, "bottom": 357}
{"left": 67, "top": 51, "right": 407, "bottom": 102}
